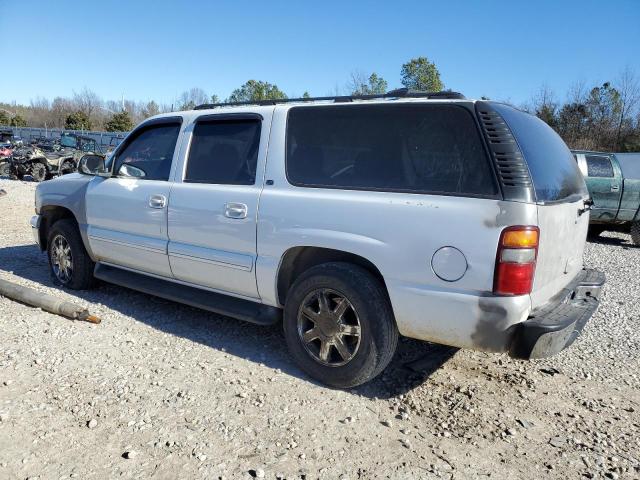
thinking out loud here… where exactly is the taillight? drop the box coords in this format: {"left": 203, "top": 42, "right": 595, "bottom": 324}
{"left": 494, "top": 226, "right": 539, "bottom": 295}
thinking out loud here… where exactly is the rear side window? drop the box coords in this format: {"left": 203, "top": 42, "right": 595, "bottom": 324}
{"left": 185, "top": 119, "right": 261, "bottom": 185}
{"left": 492, "top": 104, "right": 588, "bottom": 203}
{"left": 585, "top": 155, "right": 614, "bottom": 178}
{"left": 286, "top": 104, "right": 497, "bottom": 196}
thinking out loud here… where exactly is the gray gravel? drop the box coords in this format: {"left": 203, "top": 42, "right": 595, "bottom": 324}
{"left": 0, "top": 178, "right": 639, "bottom": 479}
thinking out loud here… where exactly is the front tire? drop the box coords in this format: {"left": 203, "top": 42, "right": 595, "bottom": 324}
{"left": 29, "top": 162, "right": 47, "bottom": 182}
{"left": 0, "top": 161, "right": 9, "bottom": 177}
{"left": 283, "top": 262, "right": 398, "bottom": 388}
{"left": 47, "top": 219, "right": 95, "bottom": 290}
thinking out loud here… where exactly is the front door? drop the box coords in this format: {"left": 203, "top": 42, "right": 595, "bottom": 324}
{"left": 85, "top": 120, "right": 182, "bottom": 277}
{"left": 584, "top": 154, "right": 622, "bottom": 220}
{"left": 167, "top": 112, "right": 271, "bottom": 299}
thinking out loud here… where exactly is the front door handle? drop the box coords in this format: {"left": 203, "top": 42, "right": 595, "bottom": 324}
{"left": 148, "top": 194, "right": 167, "bottom": 209}
{"left": 224, "top": 202, "right": 248, "bottom": 219}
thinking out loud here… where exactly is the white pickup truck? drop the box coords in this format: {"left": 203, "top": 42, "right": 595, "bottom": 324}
{"left": 31, "top": 90, "right": 604, "bottom": 387}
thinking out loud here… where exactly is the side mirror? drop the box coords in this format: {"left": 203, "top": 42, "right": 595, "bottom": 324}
{"left": 78, "top": 154, "right": 107, "bottom": 176}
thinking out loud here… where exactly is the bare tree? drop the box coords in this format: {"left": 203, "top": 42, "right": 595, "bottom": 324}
{"left": 178, "top": 88, "right": 209, "bottom": 110}
{"left": 614, "top": 67, "right": 640, "bottom": 149}
{"left": 72, "top": 87, "right": 103, "bottom": 118}
{"left": 50, "top": 97, "right": 74, "bottom": 129}
{"left": 347, "top": 70, "right": 369, "bottom": 95}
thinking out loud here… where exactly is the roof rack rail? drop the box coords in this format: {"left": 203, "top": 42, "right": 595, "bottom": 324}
{"left": 193, "top": 89, "right": 465, "bottom": 110}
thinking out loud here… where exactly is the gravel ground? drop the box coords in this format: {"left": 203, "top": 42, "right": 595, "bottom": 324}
{"left": 0, "top": 178, "right": 639, "bottom": 480}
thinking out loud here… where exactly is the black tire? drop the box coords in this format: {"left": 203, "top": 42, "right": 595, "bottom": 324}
{"left": 59, "top": 160, "right": 76, "bottom": 175}
{"left": 631, "top": 221, "right": 640, "bottom": 246}
{"left": 283, "top": 262, "right": 398, "bottom": 388}
{"left": 29, "top": 162, "right": 47, "bottom": 182}
{"left": 0, "top": 161, "right": 9, "bottom": 177}
{"left": 47, "top": 219, "right": 96, "bottom": 290}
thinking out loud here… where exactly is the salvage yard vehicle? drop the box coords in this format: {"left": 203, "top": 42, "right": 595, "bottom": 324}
{"left": 573, "top": 150, "right": 640, "bottom": 245}
{"left": 9, "top": 145, "right": 51, "bottom": 181}
{"left": 8, "top": 134, "right": 105, "bottom": 181}
{"left": 31, "top": 90, "right": 605, "bottom": 387}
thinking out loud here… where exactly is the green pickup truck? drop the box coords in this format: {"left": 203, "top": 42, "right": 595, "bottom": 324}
{"left": 573, "top": 151, "right": 640, "bottom": 245}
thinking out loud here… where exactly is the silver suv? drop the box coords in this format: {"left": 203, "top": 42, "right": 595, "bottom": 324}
{"left": 31, "top": 90, "right": 604, "bottom": 387}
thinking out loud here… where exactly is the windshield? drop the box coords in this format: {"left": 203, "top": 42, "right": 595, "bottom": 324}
{"left": 60, "top": 135, "right": 76, "bottom": 148}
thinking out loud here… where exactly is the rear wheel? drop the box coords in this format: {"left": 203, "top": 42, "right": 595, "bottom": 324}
{"left": 283, "top": 262, "right": 398, "bottom": 388}
{"left": 47, "top": 219, "right": 96, "bottom": 290}
{"left": 0, "top": 161, "right": 9, "bottom": 177}
{"left": 29, "top": 162, "right": 47, "bottom": 182}
{"left": 631, "top": 221, "right": 640, "bottom": 246}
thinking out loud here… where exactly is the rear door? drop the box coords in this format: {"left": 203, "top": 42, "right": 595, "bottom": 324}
{"left": 167, "top": 111, "right": 272, "bottom": 299}
{"left": 492, "top": 105, "right": 590, "bottom": 308}
{"left": 583, "top": 154, "right": 622, "bottom": 220}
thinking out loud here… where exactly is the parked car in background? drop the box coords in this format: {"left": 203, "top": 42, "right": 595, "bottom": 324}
{"left": 32, "top": 92, "right": 604, "bottom": 387}
{"left": 573, "top": 150, "right": 640, "bottom": 245}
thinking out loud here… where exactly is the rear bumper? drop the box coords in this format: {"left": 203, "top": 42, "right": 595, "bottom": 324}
{"left": 509, "top": 269, "right": 605, "bottom": 359}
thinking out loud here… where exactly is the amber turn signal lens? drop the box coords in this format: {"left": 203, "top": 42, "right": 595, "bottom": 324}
{"left": 502, "top": 228, "right": 539, "bottom": 248}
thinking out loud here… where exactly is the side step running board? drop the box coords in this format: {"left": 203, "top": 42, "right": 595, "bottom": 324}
{"left": 94, "top": 263, "right": 281, "bottom": 326}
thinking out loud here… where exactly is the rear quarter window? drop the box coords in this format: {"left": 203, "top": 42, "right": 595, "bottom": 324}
{"left": 286, "top": 104, "right": 498, "bottom": 197}
{"left": 492, "top": 104, "right": 588, "bottom": 203}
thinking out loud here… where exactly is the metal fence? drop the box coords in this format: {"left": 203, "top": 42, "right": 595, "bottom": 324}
{"left": 8, "top": 126, "right": 129, "bottom": 147}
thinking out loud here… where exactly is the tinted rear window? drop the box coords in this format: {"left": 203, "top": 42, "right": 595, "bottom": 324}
{"left": 286, "top": 104, "right": 498, "bottom": 196}
{"left": 185, "top": 119, "right": 261, "bottom": 185}
{"left": 492, "top": 104, "right": 588, "bottom": 203}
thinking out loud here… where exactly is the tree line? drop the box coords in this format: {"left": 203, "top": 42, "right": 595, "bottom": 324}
{"left": 1, "top": 57, "right": 638, "bottom": 152}
{"left": 522, "top": 67, "right": 640, "bottom": 152}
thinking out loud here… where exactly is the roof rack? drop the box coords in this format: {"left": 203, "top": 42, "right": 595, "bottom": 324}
{"left": 193, "top": 88, "right": 465, "bottom": 110}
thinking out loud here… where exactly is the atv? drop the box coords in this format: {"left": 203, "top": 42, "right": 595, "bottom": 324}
{"left": 8, "top": 133, "right": 106, "bottom": 181}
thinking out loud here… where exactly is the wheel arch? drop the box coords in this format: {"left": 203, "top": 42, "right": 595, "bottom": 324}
{"left": 39, "top": 205, "right": 78, "bottom": 251}
{"left": 275, "top": 246, "right": 389, "bottom": 307}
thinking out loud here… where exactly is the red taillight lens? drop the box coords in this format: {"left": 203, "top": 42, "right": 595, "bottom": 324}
{"left": 494, "top": 226, "right": 539, "bottom": 296}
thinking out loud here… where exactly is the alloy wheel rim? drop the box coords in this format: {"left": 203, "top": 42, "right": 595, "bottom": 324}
{"left": 297, "top": 288, "right": 362, "bottom": 367}
{"left": 51, "top": 234, "right": 73, "bottom": 283}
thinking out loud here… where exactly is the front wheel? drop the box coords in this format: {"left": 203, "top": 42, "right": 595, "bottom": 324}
{"left": 0, "top": 161, "right": 9, "bottom": 177}
{"left": 47, "top": 219, "right": 96, "bottom": 290}
{"left": 29, "top": 162, "right": 47, "bottom": 182}
{"left": 283, "top": 262, "right": 398, "bottom": 388}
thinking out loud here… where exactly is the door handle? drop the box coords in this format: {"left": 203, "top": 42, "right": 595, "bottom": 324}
{"left": 611, "top": 185, "right": 620, "bottom": 192}
{"left": 148, "top": 194, "right": 167, "bottom": 209}
{"left": 224, "top": 202, "right": 248, "bottom": 219}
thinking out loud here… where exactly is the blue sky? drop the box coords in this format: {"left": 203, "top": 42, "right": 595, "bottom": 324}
{"left": 1, "top": 0, "right": 639, "bottom": 106}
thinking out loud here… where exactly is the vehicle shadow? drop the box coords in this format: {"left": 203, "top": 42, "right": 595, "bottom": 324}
{"left": 0, "top": 243, "right": 457, "bottom": 399}
{"left": 587, "top": 235, "right": 637, "bottom": 247}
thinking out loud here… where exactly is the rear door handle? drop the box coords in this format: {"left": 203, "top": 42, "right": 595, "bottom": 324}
{"left": 611, "top": 185, "right": 620, "bottom": 192}
{"left": 224, "top": 202, "right": 248, "bottom": 219}
{"left": 148, "top": 194, "right": 167, "bottom": 209}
